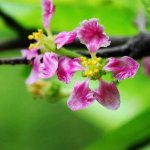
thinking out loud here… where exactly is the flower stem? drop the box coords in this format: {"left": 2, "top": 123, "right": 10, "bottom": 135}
{"left": 56, "top": 48, "right": 81, "bottom": 58}
{"left": 44, "top": 43, "right": 81, "bottom": 58}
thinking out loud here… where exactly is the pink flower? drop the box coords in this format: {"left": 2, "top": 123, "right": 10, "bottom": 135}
{"left": 104, "top": 56, "right": 139, "bottom": 81}
{"left": 67, "top": 79, "right": 94, "bottom": 111}
{"left": 93, "top": 80, "right": 120, "bottom": 110}
{"left": 67, "top": 79, "right": 120, "bottom": 111}
{"left": 63, "top": 55, "right": 121, "bottom": 111}
{"left": 42, "top": 0, "right": 55, "bottom": 29}
{"left": 39, "top": 52, "right": 58, "bottom": 78}
{"left": 54, "top": 18, "right": 110, "bottom": 53}
{"left": 26, "top": 52, "right": 59, "bottom": 84}
{"left": 26, "top": 56, "right": 41, "bottom": 84}
{"left": 142, "top": 57, "right": 150, "bottom": 76}
{"left": 21, "top": 49, "right": 38, "bottom": 60}
{"left": 57, "top": 57, "right": 84, "bottom": 84}
{"left": 26, "top": 52, "right": 83, "bottom": 84}
{"left": 25, "top": 0, "right": 138, "bottom": 112}
{"left": 54, "top": 31, "right": 77, "bottom": 49}
{"left": 77, "top": 18, "right": 110, "bottom": 54}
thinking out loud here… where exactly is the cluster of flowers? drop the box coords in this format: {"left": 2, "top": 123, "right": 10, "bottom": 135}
{"left": 22, "top": 0, "right": 139, "bottom": 111}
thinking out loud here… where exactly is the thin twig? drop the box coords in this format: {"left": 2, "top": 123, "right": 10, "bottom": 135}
{"left": 0, "top": 57, "right": 29, "bottom": 65}
{"left": 0, "top": 8, "right": 27, "bottom": 35}
{"left": 0, "top": 9, "right": 149, "bottom": 65}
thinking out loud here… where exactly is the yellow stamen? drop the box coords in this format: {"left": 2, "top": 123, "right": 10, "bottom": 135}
{"left": 80, "top": 56, "right": 86, "bottom": 61}
{"left": 82, "top": 61, "right": 88, "bottom": 66}
{"left": 92, "top": 60, "right": 97, "bottom": 65}
{"left": 87, "top": 71, "right": 93, "bottom": 76}
{"left": 28, "top": 35, "right": 34, "bottom": 40}
{"left": 96, "top": 57, "right": 101, "bottom": 62}
{"left": 80, "top": 56, "right": 104, "bottom": 79}
{"left": 29, "top": 43, "right": 34, "bottom": 49}
{"left": 94, "top": 68, "right": 99, "bottom": 73}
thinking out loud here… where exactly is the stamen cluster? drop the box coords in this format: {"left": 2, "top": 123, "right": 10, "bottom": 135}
{"left": 80, "top": 56, "right": 104, "bottom": 80}
{"left": 28, "top": 29, "right": 45, "bottom": 49}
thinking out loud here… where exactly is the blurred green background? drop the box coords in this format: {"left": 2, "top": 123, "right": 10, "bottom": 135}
{"left": 0, "top": 0, "right": 150, "bottom": 149}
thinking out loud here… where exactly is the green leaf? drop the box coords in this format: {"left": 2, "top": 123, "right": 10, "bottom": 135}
{"left": 86, "top": 108, "right": 150, "bottom": 150}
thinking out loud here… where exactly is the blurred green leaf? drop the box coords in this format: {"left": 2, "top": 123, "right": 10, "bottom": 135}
{"left": 0, "top": 0, "right": 139, "bottom": 36}
{"left": 86, "top": 107, "right": 150, "bottom": 150}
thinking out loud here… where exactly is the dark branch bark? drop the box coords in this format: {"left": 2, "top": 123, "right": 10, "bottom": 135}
{"left": 0, "top": 7, "right": 131, "bottom": 51}
{"left": 0, "top": 8, "right": 37, "bottom": 50}
{"left": 77, "top": 33, "right": 150, "bottom": 59}
{"left": 0, "top": 8, "right": 27, "bottom": 35}
{"left": 0, "top": 38, "right": 30, "bottom": 50}
{"left": 0, "top": 8, "right": 150, "bottom": 65}
{"left": 0, "top": 32, "right": 150, "bottom": 65}
{"left": 1, "top": 33, "right": 150, "bottom": 66}
{"left": 0, "top": 57, "right": 29, "bottom": 65}
{"left": 0, "top": 36, "right": 131, "bottom": 51}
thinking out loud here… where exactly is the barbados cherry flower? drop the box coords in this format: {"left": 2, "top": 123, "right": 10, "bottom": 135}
{"left": 22, "top": 0, "right": 81, "bottom": 84}
{"left": 22, "top": 0, "right": 139, "bottom": 111}
{"left": 55, "top": 18, "right": 139, "bottom": 111}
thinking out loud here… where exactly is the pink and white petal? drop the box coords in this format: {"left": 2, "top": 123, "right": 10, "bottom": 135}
{"left": 21, "top": 49, "right": 38, "bottom": 60}
{"left": 26, "top": 56, "right": 41, "bottom": 84}
{"left": 54, "top": 31, "right": 77, "bottom": 49}
{"left": 57, "top": 57, "right": 84, "bottom": 84}
{"left": 42, "top": 0, "right": 55, "bottom": 29}
{"left": 67, "top": 79, "right": 94, "bottom": 111}
{"left": 39, "top": 52, "right": 58, "bottom": 79}
{"left": 77, "top": 18, "right": 110, "bottom": 54}
{"left": 94, "top": 79, "right": 120, "bottom": 110}
{"left": 142, "top": 57, "right": 150, "bottom": 76}
{"left": 104, "top": 56, "right": 139, "bottom": 81}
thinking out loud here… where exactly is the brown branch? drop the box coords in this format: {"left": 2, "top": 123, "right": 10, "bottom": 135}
{"left": 0, "top": 7, "right": 131, "bottom": 51}
{"left": 0, "top": 8, "right": 37, "bottom": 51}
{"left": 1, "top": 33, "right": 150, "bottom": 66}
{"left": 0, "top": 39, "right": 30, "bottom": 50}
{"left": 0, "top": 57, "right": 29, "bottom": 65}
{"left": 1, "top": 32, "right": 150, "bottom": 65}
{"left": 0, "top": 8, "right": 27, "bottom": 35}
{"left": 0, "top": 36, "right": 131, "bottom": 51}
{"left": 0, "top": 9, "right": 149, "bottom": 65}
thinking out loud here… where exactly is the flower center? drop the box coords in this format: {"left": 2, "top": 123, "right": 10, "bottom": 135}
{"left": 28, "top": 29, "right": 43, "bottom": 40}
{"left": 28, "top": 29, "right": 45, "bottom": 49}
{"left": 28, "top": 29, "right": 56, "bottom": 53}
{"left": 80, "top": 56, "right": 105, "bottom": 80}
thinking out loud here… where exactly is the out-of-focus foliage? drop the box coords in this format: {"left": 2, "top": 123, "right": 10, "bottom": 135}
{"left": 142, "top": 0, "right": 150, "bottom": 12}
{"left": 0, "top": 0, "right": 150, "bottom": 149}
{"left": 86, "top": 108, "right": 150, "bottom": 150}
{"left": 0, "top": 0, "right": 139, "bottom": 40}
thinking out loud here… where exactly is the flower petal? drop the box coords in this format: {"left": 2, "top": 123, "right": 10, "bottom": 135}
{"left": 26, "top": 56, "right": 41, "bottom": 84}
{"left": 42, "top": 0, "right": 55, "bottom": 29}
{"left": 39, "top": 52, "right": 58, "bottom": 78}
{"left": 94, "top": 79, "right": 120, "bottom": 110}
{"left": 77, "top": 18, "right": 110, "bottom": 54}
{"left": 67, "top": 79, "right": 94, "bottom": 111}
{"left": 104, "top": 56, "right": 139, "bottom": 81}
{"left": 21, "top": 49, "right": 38, "bottom": 60}
{"left": 57, "top": 57, "right": 84, "bottom": 84}
{"left": 54, "top": 31, "right": 77, "bottom": 49}
{"left": 142, "top": 57, "right": 150, "bottom": 76}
